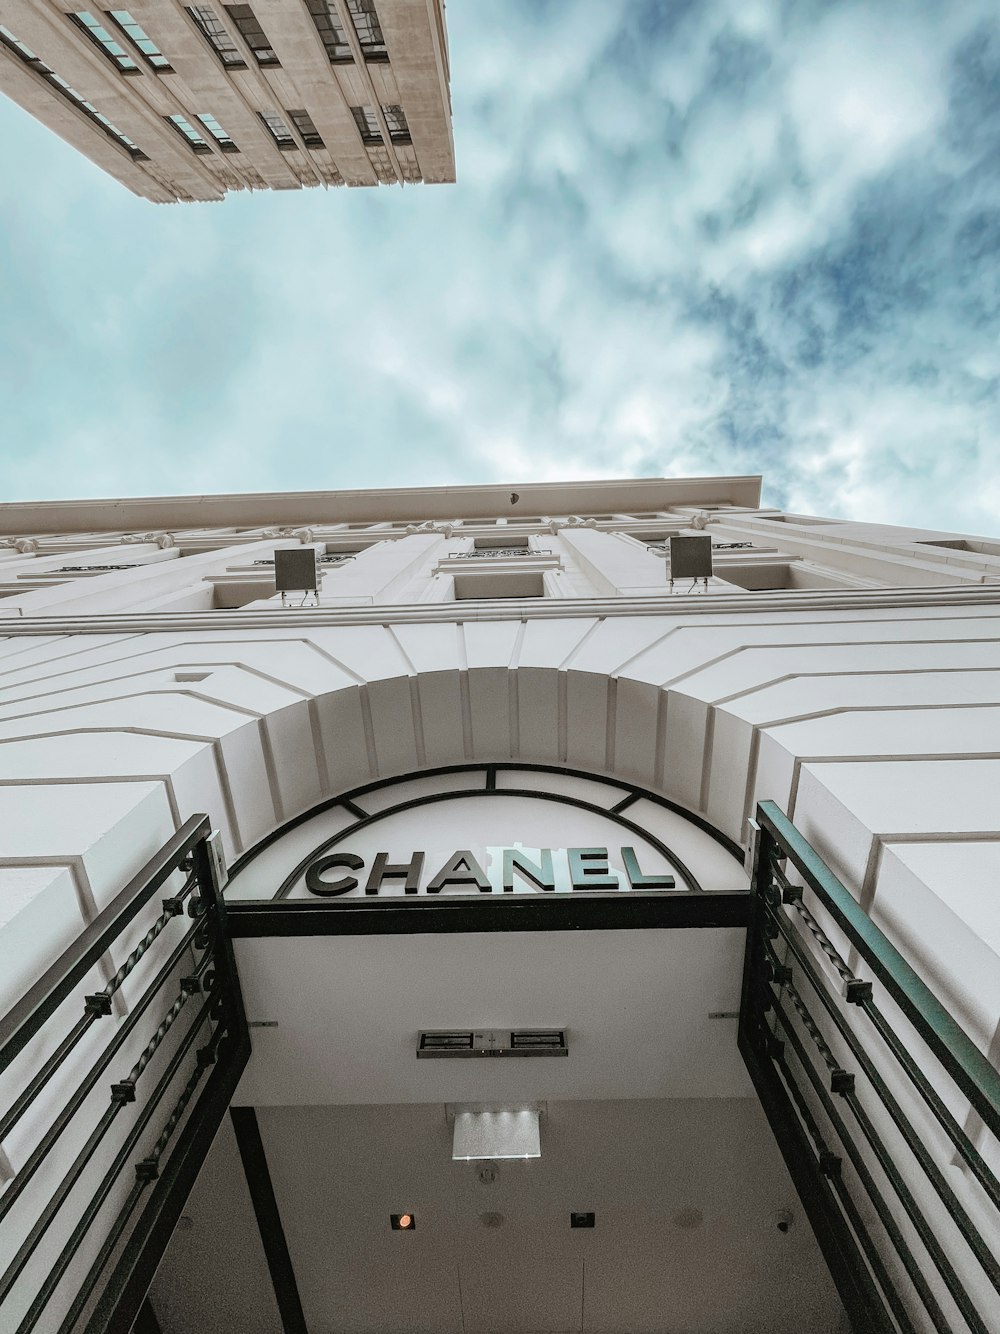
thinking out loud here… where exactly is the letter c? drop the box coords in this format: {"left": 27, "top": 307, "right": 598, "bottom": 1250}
{"left": 305, "top": 852, "right": 365, "bottom": 897}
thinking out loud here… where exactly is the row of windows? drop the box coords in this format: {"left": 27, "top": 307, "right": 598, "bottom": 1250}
{"left": 305, "top": 0, "right": 387, "bottom": 63}
{"left": 166, "top": 102, "right": 409, "bottom": 154}
{"left": 46, "top": 4, "right": 410, "bottom": 158}
{"left": 70, "top": 2, "right": 389, "bottom": 76}
{"left": 0, "top": 23, "right": 146, "bottom": 157}
{"left": 164, "top": 107, "right": 326, "bottom": 153}
{"left": 351, "top": 103, "right": 411, "bottom": 145}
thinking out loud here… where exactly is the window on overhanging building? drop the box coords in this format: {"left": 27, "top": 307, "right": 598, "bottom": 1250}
{"left": 304, "top": 0, "right": 352, "bottom": 62}
{"left": 224, "top": 4, "right": 279, "bottom": 65}
{"left": 288, "top": 109, "right": 324, "bottom": 148}
{"left": 69, "top": 12, "right": 139, "bottom": 72}
{"left": 197, "top": 113, "right": 238, "bottom": 151}
{"left": 258, "top": 111, "right": 295, "bottom": 149}
{"left": 165, "top": 112, "right": 211, "bottom": 152}
{"left": 381, "top": 104, "right": 410, "bottom": 144}
{"left": 346, "top": 0, "right": 387, "bottom": 59}
{"left": 107, "top": 11, "right": 172, "bottom": 70}
{"left": 186, "top": 6, "right": 245, "bottom": 67}
{"left": 350, "top": 104, "right": 381, "bottom": 143}
{"left": 0, "top": 25, "right": 147, "bottom": 157}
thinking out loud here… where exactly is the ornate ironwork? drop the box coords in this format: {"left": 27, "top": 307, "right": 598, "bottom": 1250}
{"left": 55, "top": 564, "right": 139, "bottom": 572}
{"left": 447, "top": 547, "right": 550, "bottom": 559}
{"left": 0, "top": 818, "right": 249, "bottom": 1334}
{"left": 741, "top": 802, "right": 1000, "bottom": 1334}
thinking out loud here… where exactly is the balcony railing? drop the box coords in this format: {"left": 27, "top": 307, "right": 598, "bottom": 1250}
{"left": 741, "top": 801, "right": 1000, "bottom": 1334}
{"left": 446, "top": 548, "right": 551, "bottom": 560}
{"left": 0, "top": 817, "right": 249, "bottom": 1334}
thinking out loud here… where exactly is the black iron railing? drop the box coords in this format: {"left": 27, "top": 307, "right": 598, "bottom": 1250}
{"left": 741, "top": 801, "right": 1000, "bottom": 1334}
{"left": 446, "top": 548, "right": 552, "bottom": 559}
{"left": 0, "top": 816, "right": 249, "bottom": 1334}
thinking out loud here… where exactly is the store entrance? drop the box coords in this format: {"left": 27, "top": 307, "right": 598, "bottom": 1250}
{"left": 140, "top": 765, "right": 846, "bottom": 1332}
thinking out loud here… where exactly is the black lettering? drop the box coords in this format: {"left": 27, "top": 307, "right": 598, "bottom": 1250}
{"left": 622, "top": 846, "right": 675, "bottom": 890}
{"left": 568, "top": 847, "right": 617, "bottom": 891}
{"left": 305, "top": 852, "right": 364, "bottom": 897}
{"left": 502, "top": 848, "right": 555, "bottom": 892}
{"left": 365, "top": 851, "right": 425, "bottom": 895}
{"left": 426, "top": 850, "right": 492, "bottom": 893}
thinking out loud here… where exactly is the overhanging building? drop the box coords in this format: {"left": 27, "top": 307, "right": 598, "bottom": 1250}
{"left": 0, "top": 0, "right": 454, "bottom": 201}
{"left": 0, "top": 476, "right": 998, "bottom": 1333}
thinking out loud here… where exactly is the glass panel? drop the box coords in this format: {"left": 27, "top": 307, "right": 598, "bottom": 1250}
{"left": 304, "top": 0, "right": 351, "bottom": 62}
{"left": 197, "top": 112, "right": 238, "bottom": 151}
{"left": 0, "top": 24, "right": 145, "bottom": 156}
{"left": 224, "top": 4, "right": 279, "bottom": 65}
{"left": 186, "top": 5, "right": 245, "bottom": 67}
{"left": 258, "top": 110, "right": 295, "bottom": 149}
{"left": 287, "top": 109, "right": 324, "bottom": 149}
{"left": 108, "top": 10, "right": 172, "bottom": 69}
{"left": 165, "top": 112, "right": 211, "bottom": 152}
{"left": 350, "top": 104, "right": 381, "bottom": 143}
{"left": 346, "top": 0, "right": 386, "bottom": 57}
{"left": 381, "top": 103, "right": 409, "bottom": 143}
{"left": 70, "top": 12, "right": 138, "bottom": 71}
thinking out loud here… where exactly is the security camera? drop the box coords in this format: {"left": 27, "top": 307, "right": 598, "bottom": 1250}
{"left": 772, "top": 1209, "right": 794, "bottom": 1234}
{"left": 510, "top": 492, "right": 520, "bottom": 505}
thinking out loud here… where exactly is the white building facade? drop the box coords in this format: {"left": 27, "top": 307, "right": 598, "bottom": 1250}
{"left": 0, "top": 0, "right": 454, "bottom": 201}
{"left": 0, "top": 477, "right": 998, "bottom": 1333}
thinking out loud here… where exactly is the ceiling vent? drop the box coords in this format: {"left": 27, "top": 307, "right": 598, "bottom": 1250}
{"left": 417, "top": 1029, "right": 567, "bottom": 1059}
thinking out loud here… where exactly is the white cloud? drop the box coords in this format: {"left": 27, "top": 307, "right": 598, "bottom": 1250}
{"left": 0, "top": 0, "right": 998, "bottom": 541}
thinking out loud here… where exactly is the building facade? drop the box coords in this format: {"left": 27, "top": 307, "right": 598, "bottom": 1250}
{"left": 0, "top": 0, "right": 454, "bottom": 201}
{"left": 0, "top": 477, "right": 998, "bottom": 1333}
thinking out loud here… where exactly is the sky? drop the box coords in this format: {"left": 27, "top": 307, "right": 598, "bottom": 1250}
{"left": 1, "top": 0, "right": 999, "bottom": 533}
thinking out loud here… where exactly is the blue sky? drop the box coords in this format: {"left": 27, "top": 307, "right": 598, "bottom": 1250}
{"left": 1, "top": 0, "right": 999, "bottom": 533}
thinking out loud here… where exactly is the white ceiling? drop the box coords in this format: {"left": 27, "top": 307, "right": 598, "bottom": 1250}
{"left": 150, "top": 1099, "right": 847, "bottom": 1334}
{"left": 232, "top": 927, "right": 753, "bottom": 1106}
{"left": 150, "top": 922, "right": 846, "bottom": 1333}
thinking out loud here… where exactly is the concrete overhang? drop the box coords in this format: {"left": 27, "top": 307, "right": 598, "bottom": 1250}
{"left": 0, "top": 476, "right": 763, "bottom": 535}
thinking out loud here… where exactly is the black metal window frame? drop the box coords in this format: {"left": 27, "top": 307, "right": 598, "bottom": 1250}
{"left": 0, "top": 24, "right": 148, "bottom": 158}
{"left": 287, "top": 108, "right": 324, "bottom": 149}
{"left": 350, "top": 103, "right": 381, "bottom": 144}
{"left": 224, "top": 3, "right": 280, "bottom": 66}
{"left": 346, "top": 0, "right": 388, "bottom": 60}
{"left": 197, "top": 111, "right": 239, "bottom": 152}
{"left": 741, "top": 800, "right": 1000, "bottom": 1334}
{"left": 186, "top": 4, "right": 246, "bottom": 68}
{"left": 380, "top": 102, "right": 410, "bottom": 144}
{"left": 164, "top": 112, "right": 212, "bottom": 153}
{"left": 258, "top": 110, "right": 295, "bottom": 150}
{"left": 0, "top": 816, "right": 250, "bottom": 1334}
{"left": 106, "top": 10, "right": 173, "bottom": 72}
{"left": 68, "top": 10, "right": 141, "bottom": 74}
{"left": 304, "top": 0, "right": 352, "bottom": 63}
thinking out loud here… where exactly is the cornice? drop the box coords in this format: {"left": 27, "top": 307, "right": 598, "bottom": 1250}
{"left": 0, "top": 583, "right": 998, "bottom": 636}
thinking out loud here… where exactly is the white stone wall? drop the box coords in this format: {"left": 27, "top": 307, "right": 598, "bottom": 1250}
{"left": 1, "top": 585, "right": 998, "bottom": 1077}
{"left": 1, "top": 483, "right": 999, "bottom": 1330}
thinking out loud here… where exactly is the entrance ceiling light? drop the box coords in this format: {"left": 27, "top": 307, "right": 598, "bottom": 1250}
{"left": 451, "top": 1107, "right": 541, "bottom": 1161}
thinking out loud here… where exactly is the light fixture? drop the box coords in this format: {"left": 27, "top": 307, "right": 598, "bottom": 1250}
{"left": 450, "top": 1105, "right": 541, "bottom": 1161}
{"left": 390, "top": 1213, "right": 416, "bottom": 1230}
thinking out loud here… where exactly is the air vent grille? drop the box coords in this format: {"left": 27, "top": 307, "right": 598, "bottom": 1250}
{"left": 509, "top": 1030, "right": 567, "bottom": 1053}
{"left": 418, "top": 1031, "right": 474, "bottom": 1054}
{"left": 417, "top": 1029, "right": 567, "bottom": 1058}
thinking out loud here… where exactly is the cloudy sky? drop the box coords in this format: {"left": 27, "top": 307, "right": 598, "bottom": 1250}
{"left": 1, "top": 0, "right": 999, "bottom": 532}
